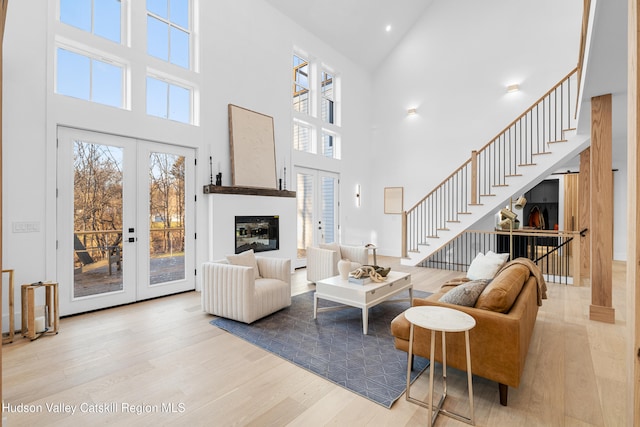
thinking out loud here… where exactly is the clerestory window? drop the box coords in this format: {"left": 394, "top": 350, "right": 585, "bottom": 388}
{"left": 56, "top": 47, "right": 124, "bottom": 108}
{"left": 147, "top": 0, "right": 191, "bottom": 69}
{"left": 60, "top": 0, "right": 122, "bottom": 43}
{"left": 146, "top": 75, "right": 192, "bottom": 124}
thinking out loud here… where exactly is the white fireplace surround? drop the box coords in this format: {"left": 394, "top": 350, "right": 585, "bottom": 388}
{"left": 207, "top": 193, "right": 296, "bottom": 271}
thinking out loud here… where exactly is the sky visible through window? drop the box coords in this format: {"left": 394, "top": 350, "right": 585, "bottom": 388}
{"left": 56, "top": 0, "right": 192, "bottom": 123}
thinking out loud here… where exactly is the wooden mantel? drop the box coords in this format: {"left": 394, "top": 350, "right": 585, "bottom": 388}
{"left": 203, "top": 185, "right": 296, "bottom": 198}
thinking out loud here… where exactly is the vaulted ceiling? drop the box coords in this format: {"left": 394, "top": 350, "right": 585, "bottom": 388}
{"left": 264, "top": 0, "right": 433, "bottom": 70}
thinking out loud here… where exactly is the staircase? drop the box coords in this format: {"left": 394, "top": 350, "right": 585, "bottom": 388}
{"left": 402, "top": 68, "right": 590, "bottom": 266}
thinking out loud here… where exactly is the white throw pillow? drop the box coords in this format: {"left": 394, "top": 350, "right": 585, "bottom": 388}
{"left": 226, "top": 249, "right": 261, "bottom": 279}
{"left": 466, "top": 252, "right": 505, "bottom": 280}
{"left": 486, "top": 250, "right": 509, "bottom": 264}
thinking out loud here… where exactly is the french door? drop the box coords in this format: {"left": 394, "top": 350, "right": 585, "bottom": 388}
{"left": 57, "top": 127, "right": 196, "bottom": 315}
{"left": 295, "top": 167, "right": 339, "bottom": 268}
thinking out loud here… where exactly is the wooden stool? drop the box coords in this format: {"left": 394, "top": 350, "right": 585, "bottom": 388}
{"left": 21, "top": 281, "right": 59, "bottom": 341}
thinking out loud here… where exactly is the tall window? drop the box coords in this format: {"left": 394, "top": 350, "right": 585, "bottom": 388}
{"left": 291, "top": 53, "right": 340, "bottom": 159}
{"left": 147, "top": 0, "right": 191, "bottom": 69}
{"left": 321, "top": 71, "right": 334, "bottom": 124}
{"left": 293, "top": 55, "right": 309, "bottom": 114}
{"left": 146, "top": 76, "right": 191, "bottom": 124}
{"left": 56, "top": 47, "right": 123, "bottom": 108}
{"left": 60, "top": 0, "right": 122, "bottom": 43}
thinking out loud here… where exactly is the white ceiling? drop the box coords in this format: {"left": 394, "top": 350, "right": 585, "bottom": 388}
{"left": 264, "top": 0, "right": 434, "bottom": 70}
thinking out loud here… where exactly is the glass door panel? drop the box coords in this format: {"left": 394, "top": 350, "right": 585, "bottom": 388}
{"left": 58, "top": 128, "right": 195, "bottom": 315}
{"left": 136, "top": 142, "right": 195, "bottom": 301}
{"left": 73, "top": 141, "right": 124, "bottom": 298}
{"left": 295, "top": 167, "right": 339, "bottom": 268}
{"left": 296, "top": 171, "right": 314, "bottom": 261}
{"left": 148, "top": 151, "right": 186, "bottom": 285}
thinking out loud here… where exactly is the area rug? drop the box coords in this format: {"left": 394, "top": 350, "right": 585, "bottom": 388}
{"left": 210, "top": 290, "right": 430, "bottom": 408}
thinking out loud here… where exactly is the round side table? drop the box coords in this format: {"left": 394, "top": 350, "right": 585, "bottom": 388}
{"left": 404, "top": 305, "right": 476, "bottom": 426}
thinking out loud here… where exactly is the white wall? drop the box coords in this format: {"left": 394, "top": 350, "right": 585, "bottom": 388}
{"left": 367, "top": 0, "right": 583, "bottom": 256}
{"left": 2, "top": 0, "right": 372, "bottom": 324}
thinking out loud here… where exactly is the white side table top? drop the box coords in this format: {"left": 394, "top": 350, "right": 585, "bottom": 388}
{"left": 405, "top": 306, "right": 476, "bottom": 332}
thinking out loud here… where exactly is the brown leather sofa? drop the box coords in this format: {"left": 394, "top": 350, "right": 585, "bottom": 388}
{"left": 390, "top": 259, "right": 546, "bottom": 406}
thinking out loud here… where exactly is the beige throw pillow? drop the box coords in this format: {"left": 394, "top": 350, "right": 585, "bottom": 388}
{"left": 226, "top": 249, "right": 261, "bottom": 279}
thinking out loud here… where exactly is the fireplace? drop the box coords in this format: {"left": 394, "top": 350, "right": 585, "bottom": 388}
{"left": 235, "top": 216, "right": 280, "bottom": 254}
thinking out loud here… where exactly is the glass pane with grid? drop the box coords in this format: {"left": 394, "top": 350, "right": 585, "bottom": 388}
{"left": 321, "top": 176, "right": 336, "bottom": 244}
{"left": 293, "top": 122, "right": 312, "bottom": 153}
{"left": 321, "top": 71, "right": 334, "bottom": 123}
{"left": 60, "top": 0, "right": 121, "bottom": 44}
{"left": 147, "top": 0, "right": 191, "bottom": 69}
{"left": 321, "top": 133, "right": 335, "bottom": 158}
{"left": 293, "top": 55, "right": 309, "bottom": 114}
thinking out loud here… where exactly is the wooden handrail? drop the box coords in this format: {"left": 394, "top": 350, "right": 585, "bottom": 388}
{"left": 476, "top": 67, "right": 578, "bottom": 155}
{"left": 404, "top": 68, "right": 579, "bottom": 259}
{"left": 407, "top": 158, "right": 472, "bottom": 212}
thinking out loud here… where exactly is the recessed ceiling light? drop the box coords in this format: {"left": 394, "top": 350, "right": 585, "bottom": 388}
{"left": 385, "top": 25, "right": 392, "bottom": 32}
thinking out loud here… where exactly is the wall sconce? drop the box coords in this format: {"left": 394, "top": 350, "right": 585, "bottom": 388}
{"left": 355, "top": 184, "right": 361, "bottom": 207}
{"left": 407, "top": 108, "right": 417, "bottom": 116}
{"left": 506, "top": 84, "right": 520, "bottom": 93}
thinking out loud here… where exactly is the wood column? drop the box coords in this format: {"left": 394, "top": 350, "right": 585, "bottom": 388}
{"left": 627, "top": 0, "right": 640, "bottom": 423}
{"left": 0, "top": 0, "right": 9, "bottom": 411}
{"left": 589, "top": 94, "right": 615, "bottom": 323}
{"left": 579, "top": 148, "right": 591, "bottom": 283}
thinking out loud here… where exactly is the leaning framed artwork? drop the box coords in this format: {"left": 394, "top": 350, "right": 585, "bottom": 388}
{"left": 384, "top": 187, "right": 403, "bottom": 214}
{"left": 228, "top": 104, "right": 277, "bottom": 189}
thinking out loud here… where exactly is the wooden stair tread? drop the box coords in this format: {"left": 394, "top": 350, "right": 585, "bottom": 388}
{"left": 458, "top": 212, "right": 473, "bottom": 215}
{"left": 548, "top": 139, "right": 568, "bottom": 144}
{"left": 518, "top": 163, "right": 537, "bottom": 167}
{"left": 533, "top": 152, "right": 553, "bottom": 156}
{"left": 446, "top": 220, "right": 461, "bottom": 223}
{"left": 492, "top": 184, "right": 509, "bottom": 187}
{"left": 480, "top": 194, "right": 496, "bottom": 197}
{"left": 505, "top": 174, "right": 523, "bottom": 177}
{"left": 426, "top": 235, "right": 440, "bottom": 239}
{"left": 468, "top": 203, "right": 484, "bottom": 206}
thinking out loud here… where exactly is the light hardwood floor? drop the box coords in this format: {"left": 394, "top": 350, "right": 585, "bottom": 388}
{"left": 2, "top": 257, "right": 628, "bottom": 426}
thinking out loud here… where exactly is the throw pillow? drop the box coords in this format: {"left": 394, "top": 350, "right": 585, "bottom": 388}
{"left": 439, "top": 279, "right": 489, "bottom": 307}
{"left": 486, "top": 250, "right": 509, "bottom": 264}
{"left": 319, "top": 242, "right": 342, "bottom": 260}
{"left": 226, "top": 249, "right": 261, "bottom": 279}
{"left": 466, "top": 252, "right": 505, "bottom": 280}
{"left": 475, "top": 263, "right": 531, "bottom": 312}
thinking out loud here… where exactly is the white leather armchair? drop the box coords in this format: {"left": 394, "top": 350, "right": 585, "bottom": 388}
{"left": 306, "top": 243, "right": 369, "bottom": 283}
{"left": 202, "top": 256, "right": 291, "bottom": 324}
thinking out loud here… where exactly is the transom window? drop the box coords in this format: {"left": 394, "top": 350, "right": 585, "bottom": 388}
{"left": 293, "top": 121, "right": 312, "bottom": 153}
{"left": 147, "top": 0, "right": 191, "bottom": 69}
{"left": 146, "top": 76, "right": 191, "bottom": 124}
{"left": 56, "top": 47, "right": 123, "bottom": 108}
{"left": 60, "top": 0, "right": 122, "bottom": 43}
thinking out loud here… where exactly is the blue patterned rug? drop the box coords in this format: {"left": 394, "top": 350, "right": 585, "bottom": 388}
{"left": 210, "top": 290, "right": 430, "bottom": 408}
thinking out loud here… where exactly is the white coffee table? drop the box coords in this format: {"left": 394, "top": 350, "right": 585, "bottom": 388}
{"left": 404, "top": 305, "right": 476, "bottom": 426}
{"left": 313, "top": 271, "right": 412, "bottom": 334}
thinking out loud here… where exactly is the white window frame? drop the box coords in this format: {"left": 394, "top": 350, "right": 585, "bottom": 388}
{"left": 146, "top": 0, "right": 193, "bottom": 70}
{"left": 292, "top": 51, "right": 341, "bottom": 159}
{"left": 58, "top": 0, "right": 124, "bottom": 44}
{"left": 55, "top": 39, "right": 129, "bottom": 109}
{"left": 146, "top": 69, "right": 197, "bottom": 125}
